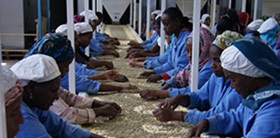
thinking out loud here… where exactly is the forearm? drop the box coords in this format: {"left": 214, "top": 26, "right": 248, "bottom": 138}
{"left": 172, "top": 111, "right": 186, "bottom": 121}
{"left": 99, "top": 84, "right": 123, "bottom": 92}
{"left": 88, "top": 74, "right": 106, "bottom": 80}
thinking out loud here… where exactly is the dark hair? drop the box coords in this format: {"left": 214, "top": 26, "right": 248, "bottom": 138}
{"left": 163, "top": 7, "right": 184, "bottom": 22}
{"left": 224, "top": 9, "right": 239, "bottom": 23}
{"left": 155, "top": 17, "right": 161, "bottom": 26}
{"left": 216, "top": 16, "right": 239, "bottom": 35}
{"left": 96, "top": 12, "right": 104, "bottom": 21}
{"left": 182, "top": 16, "right": 193, "bottom": 32}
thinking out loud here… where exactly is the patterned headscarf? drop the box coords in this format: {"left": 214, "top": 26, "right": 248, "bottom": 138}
{"left": 1, "top": 67, "right": 23, "bottom": 106}
{"left": 173, "top": 27, "right": 214, "bottom": 87}
{"left": 25, "top": 33, "right": 74, "bottom": 63}
{"left": 213, "top": 30, "right": 243, "bottom": 50}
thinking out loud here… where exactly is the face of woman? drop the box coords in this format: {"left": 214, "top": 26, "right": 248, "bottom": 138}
{"left": 57, "top": 59, "right": 73, "bottom": 77}
{"left": 162, "top": 14, "right": 179, "bottom": 35}
{"left": 6, "top": 95, "right": 24, "bottom": 138}
{"left": 28, "top": 77, "right": 61, "bottom": 110}
{"left": 210, "top": 45, "right": 224, "bottom": 77}
{"left": 78, "top": 33, "right": 93, "bottom": 48}
{"left": 186, "top": 42, "right": 192, "bottom": 61}
{"left": 223, "top": 69, "right": 254, "bottom": 98}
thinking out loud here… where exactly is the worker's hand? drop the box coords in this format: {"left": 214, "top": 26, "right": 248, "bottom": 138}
{"left": 105, "top": 61, "right": 114, "bottom": 69}
{"left": 139, "top": 71, "right": 155, "bottom": 78}
{"left": 187, "top": 119, "right": 209, "bottom": 138}
{"left": 157, "top": 95, "right": 184, "bottom": 110}
{"left": 152, "top": 108, "right": 176, "bottom": 122}
{"left": 102, "top": 70, "right": 118, "bottom": 80}
{"left": 112, "top": 74, "right": 129, "bottom": 82}
{"left": 92, "top": 100, "right": 122, "bottom": 114}
{"left": 147, "top": 74, "right": 163, "bottom": 83}
{"left": 139, "top": 89, "right": 160, "bottom": 100}
{"left": 93, "top": 104, "right": 121, "bottom": 117}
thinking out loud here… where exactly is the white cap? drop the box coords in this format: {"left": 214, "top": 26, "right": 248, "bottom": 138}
{"left": 201, "top": 14, "right": 210, "bottom": 23}
{"left": 10, "top": 54, "right": 61, "bottom": 87}
{"left": 155, "top": 14, "right": 162, "bottom": 20}
{"left": 74, "top": 22, "right": 93, "bottom": 35}
{"left": 55, "top": 24, "right": 68, "bottom": 36}
{"left": 221, "top": 46, "right": 266, "bottom": 78}
{"left": 247, "top": 19, "right": 264, "bottom": 31}
{"left": 257, "top": 18, "right": 278, "bottom": 33}
{"left": 1, "top": 67, "right": 17, "bottom": 96}
{"left": 80, "top": 10, "right": 99, "bottom": 21}
{"left": 151, "top": 10, "right": 161, "bottom": 16}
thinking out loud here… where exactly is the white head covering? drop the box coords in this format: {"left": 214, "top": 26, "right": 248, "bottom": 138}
{"left": 247, "top": 19, "right": 264, "bottom": 31}
{"left": 74, "top": 22, "right": 93, "bottom": 35}
{"left": 201, "top": 14, "right": 210, "bottom": 23}
{"left": 155, "top": 14, "right": 162, "bottom": 20}
{"left": 79, "top": 10, "right": 99, "bottom": 21}
{"left": 55, "top": 24, "right": 68, "bottom": 36}
{"left": 1, "top": 67, "right": 23, "bottom": 106}
{"left": 257, "top": 18, "right": 278, "bottom": 33}
{"left": 10, "top": 54, "right": 61, "bottom": 87}
{"left": 151, "top": 10, "right": 161, "bottom": 16}
{"left": 221, "top": 46, "right": 266, "bottom": 78}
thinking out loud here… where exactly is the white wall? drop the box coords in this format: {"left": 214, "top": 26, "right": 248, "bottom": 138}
{"left": 262, "top": 0, "right": 280, "bottom": 16}
{"left": 176, "top": 0, "right": 208, "bottom": 18}
{"left": 103, "top": 0, "right": 131, "bottom": 22}
{"left": 0, "top": 0, "right": 24, "bottom": 49}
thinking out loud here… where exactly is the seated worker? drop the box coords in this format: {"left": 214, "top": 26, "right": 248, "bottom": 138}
{"left": 1, "top": 67, "right": 24, "bottom": 138}
{"left": 25, "top": 33, "right": 124, "bottom": 124}
{"left": 152, "top": 31, "right": 243, "bottom": 125}
{"left": 26, "top": 33, "right": 136, "bottom": 94}
{"left": 127, "top": 10, "right": 161, "bottom": 50}
{"left": 139, "top": 7, "right": 190, "bottom": 83}
{"left": 55, "top": 24, "right": 127, "bottom": 83}
{"left": 126, "top": 16, "right": 162, "bottom": 59}
{"left": 140, "top": 27, "right": 214, "bottom": 99}
{"left": 11, "top": 54, "right": 103, "bottom": 138}
{"left": 140, "top": 16, "right": 192, "bottom": 70}
{"left": 95, "top": 11, "right": 120, "bottom": 45}
{"left": 201, "top": 13, "right": 211, "bottom": 31}
{"left": 78, "top": 11, "right": 120, "bottom": 57}
{"left": 188, "top": 38, "right": 280, "bottom": 138}
{"left": 74, "top": 22, "right": 116, "bottom": 69}
{"left": 128, "top": 34, "right": 171, "bottom": 68}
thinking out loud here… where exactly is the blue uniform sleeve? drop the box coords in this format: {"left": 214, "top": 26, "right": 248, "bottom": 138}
{"left": 95, "top": 31, "right": 109, "bottom": 41}
{"left": 143, "top": 31, "right": 158, "bottom": 44}
{"left": 206, "top": 105, "right": 244, "bottom": 137}
{"left": 61, "top": 73, "right": 101, "bottom": 95}
{"left": 168, "top": 86, "right": 191, "bottom": 97}
{"left": 89, "top": 38, "right": 104, "bottom": 57}
{"left": 75, "top": 62, "right": 99, "bottom": 75}
{"left": 16, "top": 103, "right": 91, "bottom": 138}
{"left": 184, "top": 90, "right": 242, "bottom": 124}
{"left": 142, "top": 37, "right": 158, "bottom": 50}
{"left": 164, "top": 53, "right": 189, "bottom": 77}
{"left": 38, "top": 109, "right": 91, "bottom": 138}
{"left": 143, "top": 50, "right": 170, "bottom": 69}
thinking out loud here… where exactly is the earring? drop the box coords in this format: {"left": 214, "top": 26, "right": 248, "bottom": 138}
{"left": 29, "top": 93, "right": 33, "bottom": 99}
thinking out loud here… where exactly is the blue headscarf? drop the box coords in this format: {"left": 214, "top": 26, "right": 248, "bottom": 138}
{"left": 232, "top": 38, "right": 280, "bottom": 81}
{"left": 25, "top": 33, "right": 74, "bottom": 63}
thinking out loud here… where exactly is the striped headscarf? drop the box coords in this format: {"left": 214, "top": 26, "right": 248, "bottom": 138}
{"left": 25, "top": 33, "right": 74, "bottom": 63}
